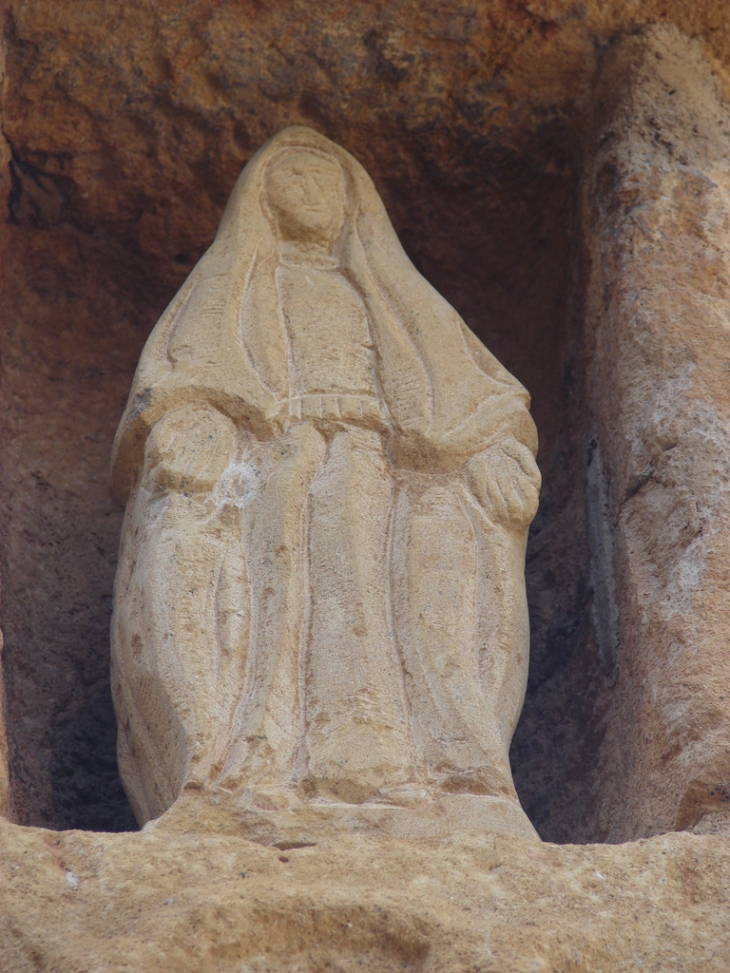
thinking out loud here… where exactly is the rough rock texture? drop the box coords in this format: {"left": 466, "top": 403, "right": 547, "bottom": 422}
{"left": 2, "top": 4, "right": 730, "bottom": 970}
{"left": 580, "top": 27, "right": 730, "bottom": 842}
{"left": 0, "top": 633, "right": 7, "bottom": 818}
{"left": 0, "top": 224, "right": 152, "bottom": 831}
{"left": 0, "top": 0, "right": 729, "bottom": 845}
{"left": 1, "top": 817, "right": 729, "bottom": 972}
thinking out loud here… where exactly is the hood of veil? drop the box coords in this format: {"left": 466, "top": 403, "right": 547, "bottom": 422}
{"left": 111, "top": 126, "right": 536, "bottom": 503}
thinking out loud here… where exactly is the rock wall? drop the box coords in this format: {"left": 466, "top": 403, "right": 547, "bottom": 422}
{"left": 2, "top": 5, "right": 730, "bottom": 970}
{"left": 582, "top": 27, "right": 730, "bottom": 840}
{"left": 0, "top": 0, "right": 729, "bottom": 848}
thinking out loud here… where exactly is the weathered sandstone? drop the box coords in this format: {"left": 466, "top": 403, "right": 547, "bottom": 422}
{"left": 109, "top": 125, "right": 541, "bottom": 842}
{"left": 581, "top": 26, "right": 730, "bottom": 841}
{"left": 4, "top": 0, "right": 730, "bottom": 844}
{"left": 1, "top": 816, "right": 729, "bottom": 973}
{"left": 1, "top": 4, "right": 730, "bottom": 970}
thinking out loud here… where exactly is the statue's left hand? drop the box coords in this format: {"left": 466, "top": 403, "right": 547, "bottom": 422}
{"left": 466, "top": 437, "right": 541, "bottom": 528}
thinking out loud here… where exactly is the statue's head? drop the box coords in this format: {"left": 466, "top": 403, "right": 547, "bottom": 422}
{"left": 263, "top": 149, "right": 346, "bottom": 247}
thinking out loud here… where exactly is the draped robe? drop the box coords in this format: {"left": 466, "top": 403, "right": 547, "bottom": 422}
{"left": 110, "top": 127, "right": 540, "bottom": 838}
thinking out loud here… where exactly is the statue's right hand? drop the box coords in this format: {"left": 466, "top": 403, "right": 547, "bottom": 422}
{"left": 144, "top": 405, "right": 236, "bottom": 493}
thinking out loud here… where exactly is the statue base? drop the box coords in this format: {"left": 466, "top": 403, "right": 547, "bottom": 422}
{"left": 144, "top": 785, "right": 540, "bottom": 843}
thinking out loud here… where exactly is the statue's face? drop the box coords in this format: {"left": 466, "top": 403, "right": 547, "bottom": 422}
{"left": 265, "top": 151, "right": 345, "bottom": 245}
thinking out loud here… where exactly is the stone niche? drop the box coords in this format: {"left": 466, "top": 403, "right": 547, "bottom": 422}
{"left": 1, "top": 3, "right": 729, "bottom": 971}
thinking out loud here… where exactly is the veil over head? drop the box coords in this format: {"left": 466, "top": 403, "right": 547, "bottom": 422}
{"left": 111, "top": 126, "right": 536, "bottom": 502}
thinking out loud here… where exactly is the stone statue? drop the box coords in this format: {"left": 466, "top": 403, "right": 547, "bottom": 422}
{"left": 110, "top": 127, "right": 541, "bottom": 842}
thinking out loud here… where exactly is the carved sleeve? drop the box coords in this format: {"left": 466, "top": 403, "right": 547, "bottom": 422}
{"left": 143, "top": 405, "right": 236, "bottom": 494}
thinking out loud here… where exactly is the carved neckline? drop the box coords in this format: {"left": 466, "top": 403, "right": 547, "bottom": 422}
{"left": 277, "top": 242, "right": 341, "bottom": 271}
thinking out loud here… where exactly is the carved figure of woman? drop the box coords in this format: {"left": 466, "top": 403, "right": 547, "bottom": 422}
{"left": 111, "top": 127, "right": 541, "bottom": 840}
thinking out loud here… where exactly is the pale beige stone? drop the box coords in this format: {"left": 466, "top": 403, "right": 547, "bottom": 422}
{"left": 110, "top": 127, "right": 541, "bottom": 841}
{"left": 1, "top": 815, "right": 729, "bottom": 973}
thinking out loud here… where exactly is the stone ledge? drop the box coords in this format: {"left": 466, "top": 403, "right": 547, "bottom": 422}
{"left": 2, "top": 817, "right": 728, "bottom": 972}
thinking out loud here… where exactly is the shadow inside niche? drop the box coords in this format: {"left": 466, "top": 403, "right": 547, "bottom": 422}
{"left": 51, "top": 683, "right": 138, "bottom": 832}
{"left": 0, "top": 222, "right": 158, "bottom": 833}
{"left": 2, "top": 124, "right": 600, "bottom": 841}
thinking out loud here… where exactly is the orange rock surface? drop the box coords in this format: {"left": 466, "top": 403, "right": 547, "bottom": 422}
{"left": 1, "top": 4, "right": 730, "bottom": 969}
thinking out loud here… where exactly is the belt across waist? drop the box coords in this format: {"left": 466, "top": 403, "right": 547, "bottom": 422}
{"left": 287, "top": 394, "right": 388, "bottom": 428}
